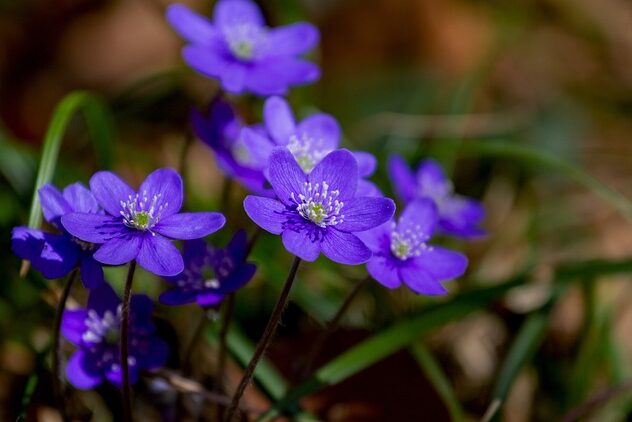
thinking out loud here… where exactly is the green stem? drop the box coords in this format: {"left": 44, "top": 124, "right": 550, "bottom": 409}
{"left": 121, "top": 261, "right": 137, "bottom": 422}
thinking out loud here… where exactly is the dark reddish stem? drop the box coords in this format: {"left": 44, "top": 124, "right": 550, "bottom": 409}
{"left": 121, "top": 260, "right": 137, "bottom": 422}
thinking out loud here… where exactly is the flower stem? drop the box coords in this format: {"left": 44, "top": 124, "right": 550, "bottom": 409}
{"left": 223, "top": 256, "right": 302, "bottom": 422}
{"left": 121, "top": 260, "right": 137, "bottom": 422}
{"left": 297, "top": 276, "right": 370, "bottom": 382}
{"left": 52, "top": 268, "right": 78, "bottom": 422}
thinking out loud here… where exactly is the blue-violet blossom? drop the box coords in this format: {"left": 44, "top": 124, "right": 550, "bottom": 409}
{"left": 61, "top": 283, "right": 168, "bottom": 389}
{"left": 167, "top": 0, "right": 320, "bottom": 96}
{"left": 160, "top": 230, "right": 257, "bottom": 307}
{"left": 12, "top": 183, "right": 105, "bottom": 288}
{"left": 61, "top": 168, "right": 226, "bottom": 277}
{"left": 388, "top": 155, "right": 485, "bottom": 238}
{"left": 244, "top": 149, "right": 395, "bottom": 264}
{"left": 357, "top": 199, "right": 468, "bottom": 295}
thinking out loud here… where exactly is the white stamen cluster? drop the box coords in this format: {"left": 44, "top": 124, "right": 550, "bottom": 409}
{"left": 287, "top": 133, "right": 331, "bottom": 173}
{"left": 120, "top": 191, "right": 167, "bottom": 232}
{"left": 224, "top": 24, "right": 268, "bottom": 61}
{"left": 82, "top": 306, "right": 122, "bottom": 345}
{"left": 291, "top": 181, "right": 344, "bottom": 227}
{"left": 390, "top": 219, "right": 431, "bottom": 260}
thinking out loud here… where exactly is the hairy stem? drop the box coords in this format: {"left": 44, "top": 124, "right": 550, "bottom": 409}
{"left": 121, "top": 260, "right": 137, "bottom": 422}
{"left": 224, "top": 257, "right": 302, "bottom": 422}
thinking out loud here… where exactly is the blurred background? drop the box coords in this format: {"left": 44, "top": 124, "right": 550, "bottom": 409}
{"left": 1, "top": 0, "right": 632, "bottom": 420}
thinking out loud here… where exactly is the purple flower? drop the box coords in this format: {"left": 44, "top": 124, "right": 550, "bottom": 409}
{"left": 61, "top": 283, "right": 168, "bottom": 389}
{"left": 160, "top": 230, "right": 257, "bottom": 308}
{"left": 12, "top": 183, "right": 105, "bottom": 288}
{"left": 388, "top": 155, "right": 485, "bottom": 238}
{"left": 241, "top": 96, "right": 381, "bottom": 196}
{"left": 167, "top": 1, "right": 320, "bottom": 96}
{"left": 357, "top": 199, "right": 468, "bottom": 295}
{"left": 243, "top": 149, "right": 395, "bottom": 264}
{"left": 61, "top": 168, "right": 226, "bottom": 277}
{"left": 191, "top": 98, "right": 271, "bottom": 195}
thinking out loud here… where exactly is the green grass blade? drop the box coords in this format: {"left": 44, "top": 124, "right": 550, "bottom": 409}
{"left": 411, "top": 343, "right": 465, "bottom": 422}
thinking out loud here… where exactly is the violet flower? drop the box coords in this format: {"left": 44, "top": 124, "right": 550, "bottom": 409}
{"left": 61, "top": 283, "right": 168, "bottom": 389}
{"left": 167, "top": 0, "right": 320, "bottom": 96}
{"left": 160, "top": 230, "right": 257, "bottom": 307}
{"left": 357, "top": 199, "right": 468, "bottom": 295}
{"left": 243, "top": 149, "right": 395, "bottom": 264}
{"left": 241, "top": 96, "right": 381, "bottom": 196}
{"left": 388, "top": 155, "right": 485, "bottom": 238}
{"left": 61, "top": 168, "right": 226, "bottom": 277}
{"left": 12, "top": 183, "right": 105, "bottom": 288}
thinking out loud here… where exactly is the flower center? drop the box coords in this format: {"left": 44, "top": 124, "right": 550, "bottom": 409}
{"left": 390, "top": 220, "right": 430, "bottom": 260}
{"left": 224, "top": 24, "right": 267, "bottom": 61}
{"left": 287, "top": 133, "right": 331, "bottom": 173}
{"left": 120, "top": 191, "right": 167, "bottom": 232}
{"left": 418, "top": 177, "right": 453, "bottom": 209}
{"left": 72, "top": 237, "right": 95, "bottom": 251}
{"left": 291, "top": 181, "right": 345, "bottom": 228}
{"left": 83, "top": 307, "right": 122, "bottom": 345}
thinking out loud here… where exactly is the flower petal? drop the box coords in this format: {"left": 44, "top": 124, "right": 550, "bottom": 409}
{"left": 226, "top": 229, "right": 248, "bottom": 262}
{"left": 196, "top": 292, "right": 225, "bottom": 308}
{"left": 252, "top": 56, "right": 320, "bottom": 87}
{"left": 138, "top": 168, "right": 184, "bottom": 218}
{"left": 159, "top": 289, "right": 198, "bottom": 306}
{"left": 143, "top": 338, "right": 169, "bottom": 369}
{"left": 11, "top": 228, "right": 78, "bottom": 279}
{"left": 63, "top": 183, "right": 100, "bottom": 214}
{"left": 353, "top": 151, "right": 377, "bottom": 177}
{"left": 387, "top": 154, "right": 417, "bottom": 203}
{"left": 336, "top": 197, "right": 395, "bottom": 233}
{"left": 243, "top": 196, "right": 289, "bottom": 234}
{"left": 320, "top": 229, "right": 371, "bottom": 265}
{"left": 182, "top": 45, "right": 227, "bottom": 79}
{"left": 267, "top": 22, "right": 319, "bottom": 56}
{"left": 355, "top": 221, "right": 392, "bottom": 252}
{"left": 398, "top": 199, "right": 438, "bottom": 238}
{"left": 356, "top": 179, "right": 382, "bottom": 197}
{"left": 90, "top": 171, "right": 135, "bottom": 217}
{"left": 296, "top": 113, "right": 340, "bottom": 151}
{"left": 66, "top": 350, "right": 103, "bottom": 390}
{"left": 154, "top": 212, "right": 225, "bottom": 240}
{"left": 214, "top": 0, "right": 264, "bottom": 30}
{"left": 137, "top": 234, "right": 184, "bottom": 276}
{"left": 221, "top": 262, "right": 257, "bottom": 293}
{"left": 39, "top": 184, "right": 72, "bottom": 225}
{"left": 263, "top": 96, "right": 296, "bottom": 145}
{"left": 79, "top": 255, "right": 105, "bottom": 289}
{"left": 93, "top": 233, "right": 142, "bottom": 266}
{"left": 399, "top": 261, "right": 449, "bottom": 296}
{"left": 166, "top": 4, "right": 220, "bottom": 46}
{"left": 268, "top": 148, "right": 308, "bottom": 206}
{"left": 241, "top": 127, "right": 275, "bottom": 165}
{"left": 366, "top": 255, "right": 402, "bottom": 288}
{"left": 281, "top": 224, "right": 322, "bottom": 262}
{"left": 87, "top": 283, "right": 121, "bottom": 316}
{"left": 309, "top": 149, "right": 358, "bottom": 200}
{"left": 61, "top": 309, "right": 88, "bottom": 346}
{"left": 416, "top": 159, "right": 449, "bottom": 193}
{"left": 415, "top": 247, "right": 468, "bottom": 281}
{"left": 439, "top": 196, "right": 486, "bottom": 238}
{"left": 61, "top": 213, "right": 123, "bottom": 244}
{"left": 219, "top": 62, "right": 247, "bottom": 94}
{"left": 105, "top": 363, "right": 139, "bottom": 387}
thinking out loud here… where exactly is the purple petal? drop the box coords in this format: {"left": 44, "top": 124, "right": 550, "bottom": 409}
{"left": 415, "top": 247, "right": 468, "bottom": 281}
{"left": 264, "top": 96, "right": 296, "bottom": 145}
{"left": 268, "top": 148, "right": 308, "bottom": 206}
{"left": 143, "top": 338, "right": 169, "bottom": 369}
{"left": 166, "top": 4, "right": 220, "bottom": 46}
{"left": 398, "top": 199, "right": 438, "bottom": 239}
{"left": 182, "top": 45, "right": 227, "bottom": 79}
{"left": 63, "top": 183, "right": 100, "bottom": 214}
{"left": 241, "top": 127, "right": 275, "bottom": 165}
{"left": 196, "top": 292, "right": 225, "bottom": 308}
{"left": 39, "top": 184, "right": 72, "bottom": 225}
{"left": 247, "top": 57, "right": 319, "bottom": 95}
{"left": 399, "top": 261, "right": 449, "bottom": 296}
{"left": 243, "top": 196, "right": 289, "bottom": 234}
{"left": 355, "top": 221, "right": 392, "bottom": 252}
{"left": 159, "top": 289, "right": 198, "bottom": 306}
{"left": 11, "top": 228, "right": 78, "bottom": 279}
{"left": 281, "top": 224, "right": 321, "bottom": 262}
{"left": 61, "top": 309, "right": 88, "bottom": 346}
{"left": 87, "top": 283, "right": 121, "bottom": 315}
{"left": 130, "top": 295, "right": 155, "bottom": 328}
{"left": 388, "top": 155, "right": 417, "bottom": 203}
{"left": 137, "top": 235, "right": 184, "bottom": 277}
{"left": 439, "top": 196, "right": 486, "bottom": 238}
{"left": 243, "top": 68, "right": 289, "bottom": 96}
{"left": 93, "top": 234, "right": 142, "bottom": 266}
{"left": 154, "top": 212, "right": 225, "bottom": 240}
{"left": 226, "top": 230, "right": 248, "bottom": 261}
{"left": 181, "top": 238, "right": 211, "bottom": 266}
{"left": 357, "top": 179, "right": 382, "bottom": 197}
{"left": 89, "top": 171, "right": 135, "bottom": 217}
{"left": 66, "top": 350, "right": 103, "bottom": 390}
{"left": 219, "top": 62, "right": 247, "bottom": 94}
{"left": 61, "top": 213, "right": 122, "bottom": 244}
{"left": 106, "top": 363, "right": 139, "bottom": 387}
{"left": 320, "top": 229, "right": 371, "bottom": 265}
{"left": 309, "top": 149, "right": 358, "bottom": 200}
{"left": 267, "top": 23, "right": 319, "bottom": 56}
{"left": 213, "top": 0, "right": 264, "bottom": 30}
{"left": 366, "top": 255, "right": 402, "bottom": 288}
{"left": 416, "top": 159, "right": 448, "bottom": 193}
{"left": 353, "top": 151, "right": 377, "bottom": 177}
{"left": 336, "top": 197, "right": 395, "bottom": 233}
{"left": 138, "top": 168, "right": 183, "bottom": 219}
{"left": 220, "top": 262, "right": 257, "bottom": 293}
{"left": 79, "top": 255, "right": 105, "bottom": 289}
{"left": 296, "top": 113, "right": 340, "bottom": 151}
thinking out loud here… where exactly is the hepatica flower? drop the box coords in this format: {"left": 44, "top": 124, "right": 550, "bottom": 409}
{"left": 244, "top": 149, "right": 395, "bottom": 264}
{"left": 388, "top": 155, "right": 485, "bottom": 238}
{"left": 242, "top": 96, "right": 381, "bottom": 196}
{"left": 160, "top": 231, "right": 256, "bottom": 307}
{"left": 167, "top": 0, "right": 320, "bottom": 96}
{"left": 357, "top": 199, "right": 468, "bottom": 295}
{"left": 61, "top": 168, "right": 226, "bottom": 277}
{"left": 62, "top": 283, "right": 168, "bottom": 389}
{"left": 12, "top": 183, "right": 105, "bottom": 288}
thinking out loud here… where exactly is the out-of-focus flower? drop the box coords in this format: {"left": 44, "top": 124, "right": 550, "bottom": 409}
{"left": 388, "top": 155, "right": 485, "bottom": 238}
{"left": 61, "top": 283, "right": 168, "bottom": 389}
{"left": 243, "top": 149, "right": 395, "bottom": 264}
{"left": 167, "top": 0, "right": 320, "bottom": 96}
{"left": 12, "top": 183, "right": 105, "bottom": 288}
{"left": 357, "top": 199, "right": 468, "bottom": 295}
{"left": 61, "top": 168, "right": 225, "bottom": 276}
{"left": 160, "top": 231, "right": 257, "bottom": 307}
